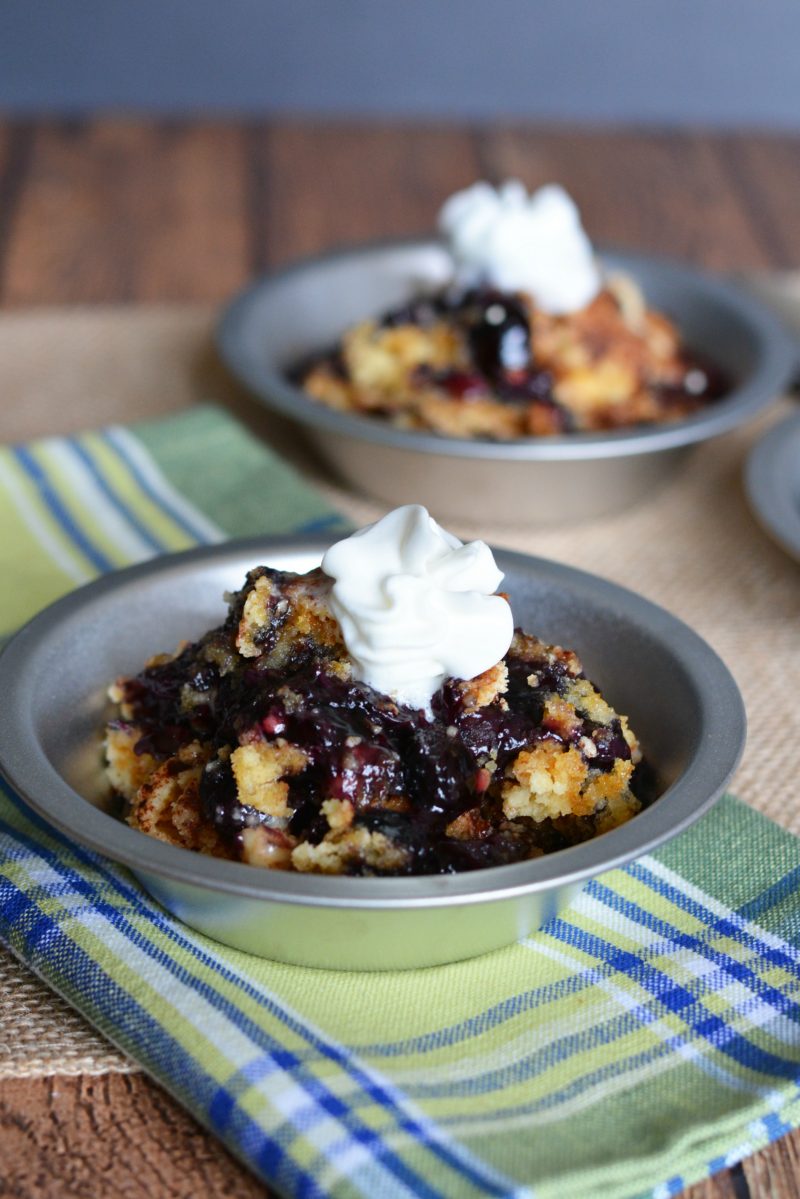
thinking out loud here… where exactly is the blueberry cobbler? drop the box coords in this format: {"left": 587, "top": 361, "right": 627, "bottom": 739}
{"left": 105, "top": 507, "right": 645, "bottom": 876}
{"left": 298, "top": 182, "right": 727, "bottom": 439}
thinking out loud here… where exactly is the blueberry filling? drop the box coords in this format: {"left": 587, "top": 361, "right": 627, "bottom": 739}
{"left": 120, "top": 595, "right": 650, "bottom": 875}
{"left": 294, "top": 281, "right": 729, "bottom": 432}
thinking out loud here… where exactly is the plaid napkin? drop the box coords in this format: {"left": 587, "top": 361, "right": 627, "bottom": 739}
{"left": 2, "top": 405, "right": 800, "bottom": 1199}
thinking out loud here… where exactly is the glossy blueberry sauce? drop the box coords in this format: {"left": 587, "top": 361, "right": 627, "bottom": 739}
{"left": 295, "top": 282, "right": 729, "bottom": 431}
{"left": 117, "top": 602, "right": 646, "bottom": 874}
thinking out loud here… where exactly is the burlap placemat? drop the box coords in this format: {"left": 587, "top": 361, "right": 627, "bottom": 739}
{"left": 0, "top": 298, "right": 797, "bottom": 1078}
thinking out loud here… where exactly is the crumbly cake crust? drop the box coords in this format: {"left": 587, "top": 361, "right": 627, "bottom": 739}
{"left": 106, "top": 566, "right": 645, "bottom": 876}
{"left": 299, "top": 282, "right": 726, "bottom": 439}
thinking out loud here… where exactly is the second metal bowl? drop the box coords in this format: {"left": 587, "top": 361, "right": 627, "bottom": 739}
{"left": 218, "top": 240, "right": 796, "bottom": 525}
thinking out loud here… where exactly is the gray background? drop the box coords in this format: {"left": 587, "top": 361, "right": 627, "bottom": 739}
{"left": 0, "top": 0, "right": 796, "bottom": 127}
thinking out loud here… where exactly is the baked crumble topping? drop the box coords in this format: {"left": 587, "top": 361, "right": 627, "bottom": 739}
{"left": 105, "top": 564, "right": 647, "bottom": 876}
{"left": 296, "top": 283, "right": 727, "bottom": 440}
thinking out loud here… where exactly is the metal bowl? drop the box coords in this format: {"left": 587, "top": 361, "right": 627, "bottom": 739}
{"left": 217, "top": 240, "right": 796, "bottom": 525}
{"left": 0, "top": 537, "right": 745, "bottom": 971}
{"left": 745, "top": 410, "right": 800, "bottom": 563}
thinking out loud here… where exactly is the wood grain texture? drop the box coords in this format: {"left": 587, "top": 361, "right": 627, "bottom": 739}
{"left": 1, "top": 119, "right": 251, "bottom": 305}
{"left": 255, "top": 121, "right": 482, "bottom": 268}
{"left": 714, "top": 133, "right": 800, "bottom": 268}
{"left": 0, "top": 123, "right": 34, "bottom": 295}
{"left": 2, "top": 121, "right": 799, "bottom": 310}
{"left": 476, "top": 126, "right": 780, "bottom": 270}
{"left": 1, "top": 116, "right": 800, "bottom": 1199}
{"left": 0, "top": 1075, "right": 270, "bottom": 1198}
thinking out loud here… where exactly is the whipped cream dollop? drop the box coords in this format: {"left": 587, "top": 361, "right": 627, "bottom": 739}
{"left": 321, "top": 505, "right": 514, "bottom": 711}
{"left": 438, "top": 180, "right": 601, "bottom": 315}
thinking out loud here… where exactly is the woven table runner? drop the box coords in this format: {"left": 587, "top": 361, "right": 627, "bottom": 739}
{"left": 0, "top": 300, "right": 797, "bottom": 1088}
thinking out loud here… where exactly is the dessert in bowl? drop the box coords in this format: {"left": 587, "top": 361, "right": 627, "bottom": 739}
{"left": 217, "top": 182, "right": 795, "bottom": 525}
{"left": 0, "top": 518, "right": 745, "bottom": 968}
{"left": 107, "top": 507, "right": 645, "bottom": 878}
{"left": 299, "top": 183, "right": 728, "bottom": 440}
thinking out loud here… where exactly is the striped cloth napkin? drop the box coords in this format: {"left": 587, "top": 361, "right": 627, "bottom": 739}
{"left": 2, "top": 405, "right": 800, "bottom": 1199}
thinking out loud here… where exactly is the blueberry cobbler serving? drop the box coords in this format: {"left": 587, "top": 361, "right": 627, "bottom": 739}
{"left": 105, "top": 507, "right": 646, "bottom": 876}
{"left": 298, "top": 182, "right": 727, "bottom": 439}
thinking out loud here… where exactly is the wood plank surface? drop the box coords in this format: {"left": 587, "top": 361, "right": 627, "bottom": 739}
{"left": 1, "top": 120, "right": 251, "bottom": 305}
{"left": 477, "top": 127, "right": 776, "bottom": 270}
{"left": 0, "top": 1076, "right": 264, "bottom": 1199}
{"left": 1, "top": 117, "right": 799, "bottom": 1199}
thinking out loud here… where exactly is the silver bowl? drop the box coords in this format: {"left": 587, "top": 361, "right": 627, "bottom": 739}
{"left": 217, "top": 240, "right": 796, "bottom": 526}
{"left": 0, "top": 537, "right": 745, "bottom": 971}
{"left": 745, "top": 410, "right": 800, "bottom": 562}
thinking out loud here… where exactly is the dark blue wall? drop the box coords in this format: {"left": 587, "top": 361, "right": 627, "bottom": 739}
{"left": 1, "top": 0, "right": 795, "bottom": 127}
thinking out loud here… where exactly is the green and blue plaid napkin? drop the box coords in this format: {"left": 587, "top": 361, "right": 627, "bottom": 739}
{"left": 2, "top": 405, "right": 800, "bottom": 1199}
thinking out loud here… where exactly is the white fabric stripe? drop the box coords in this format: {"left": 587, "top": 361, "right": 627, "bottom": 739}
{"left": 722, "top": 1142, "right": 756, "bottom": 1167}
{"left": 222, "top": 971, "right": 531, "bottom": 1198}
{"left": 16, "top": 851, "right": 511, "bottom": 1198}
{"left": 576, "top": 887, "right": 799, "bottom": 998}
{"left": 106, "top": 426, "right": 225, "bottom": 543}
{"left": 0, "top": 455, "right": 91, "bottom": 584}
{"left": 14, "top": 856, "right": 408, "bottom": 1191}
{"left": 350, "top": 984, "right": 637, "bottom": 1092}
{"left": 41, "top": 440, "right": 156, "bottom": 561}
{"left": 574, "top": 891, "right": 800, "bottom": 1046}
{"left": 526, "top": 938, "right": 765, "bottom": 1098}
{"left": 145, "top": 899, "right": 527, "bottom": 1196}
{"left": 640, "top": 855, "right": 800, "bottom": 964}
{"left": 427, "top": 937, "right": 768, "bottom": 1140}
{"left": 316, "top": 1138, "right": 429, "bottom": 1199}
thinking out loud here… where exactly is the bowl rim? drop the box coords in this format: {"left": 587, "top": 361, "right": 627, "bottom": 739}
{"left": 745, "top": 409, "right": 800, "bottom": 563}
{"left": 0, "top": 535, "right": 746, "bottom": 910}
{"left": 217, "top": 236, "right": 797, "bottom": 462}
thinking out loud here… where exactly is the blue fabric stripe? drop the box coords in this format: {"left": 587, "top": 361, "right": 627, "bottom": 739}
{"left": 334, "top": 944, "right": 788, "bottom": 1104}
{"left": 12, "top": 444, "right": 114, "bottom": 573}
{"left": 429, "top": 1022, "right": 734, "bottom": 1130}
{"left": 587, "top": 877, "right": 800, "bottom": 1025}
{"left": 337, "top": 970, "right": 609, "bottom": 1059}
{"left": 5, "top": 804, "right": 735, "bottom": 1123}
{"left": 102, "top": 428, "right": 214, "bottom": 544}
{"left": 295, "top": 514, "right": 348, "bottom": 534}
{"left": 547, "top": 917, "right": 800, "bottom": 1084}
{"left": 762, "top": 1110, "right": 793, "bottom": 1140}
{"left": 67, "top": 437, "right": 166, "bottom": 554}
{"left": 0, "top": 872, "right": 313, "bottom": 1198}
{"left": 0, "top": 789, "right": 510, "bottom": 1198}
{"left": 738, "top": 864, "right": 800, "bottom": 926}
{"left": 357, "top": 1007, "right": 689, "bottom": 1101}
{"left": 627, "top": 863, "right": 800, "bottom": 982}
{"left": 0, "top": 812, "right": 448, "bottom": 1199}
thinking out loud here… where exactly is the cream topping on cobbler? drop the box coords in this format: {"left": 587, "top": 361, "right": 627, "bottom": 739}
{"left": 321, "top": 505, "right": 514, "bottom": 711}
{"left": 439, "top": 180, "right": 601, "bottom": 315}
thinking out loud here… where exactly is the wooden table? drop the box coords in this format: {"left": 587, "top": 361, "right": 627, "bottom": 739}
{"left": 1, "top": 118, "right": 799, "bottom": 1199}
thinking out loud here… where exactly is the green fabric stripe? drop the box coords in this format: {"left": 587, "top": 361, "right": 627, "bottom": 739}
{"left": 132, "top": 406, "right": 348, "bottom": 537}
{"left": 0, "top": 448, "right": 90, "bottom": 634}
{"left": 656, "top": 796, "right": 800, "bottom": 942}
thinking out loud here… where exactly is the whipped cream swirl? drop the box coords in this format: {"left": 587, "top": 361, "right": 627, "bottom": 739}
{"left": 321, "top": 505, "right": 514, "bottom": 711}
{"left": 438, "top": 180, "right": 601, "bottom": 315}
